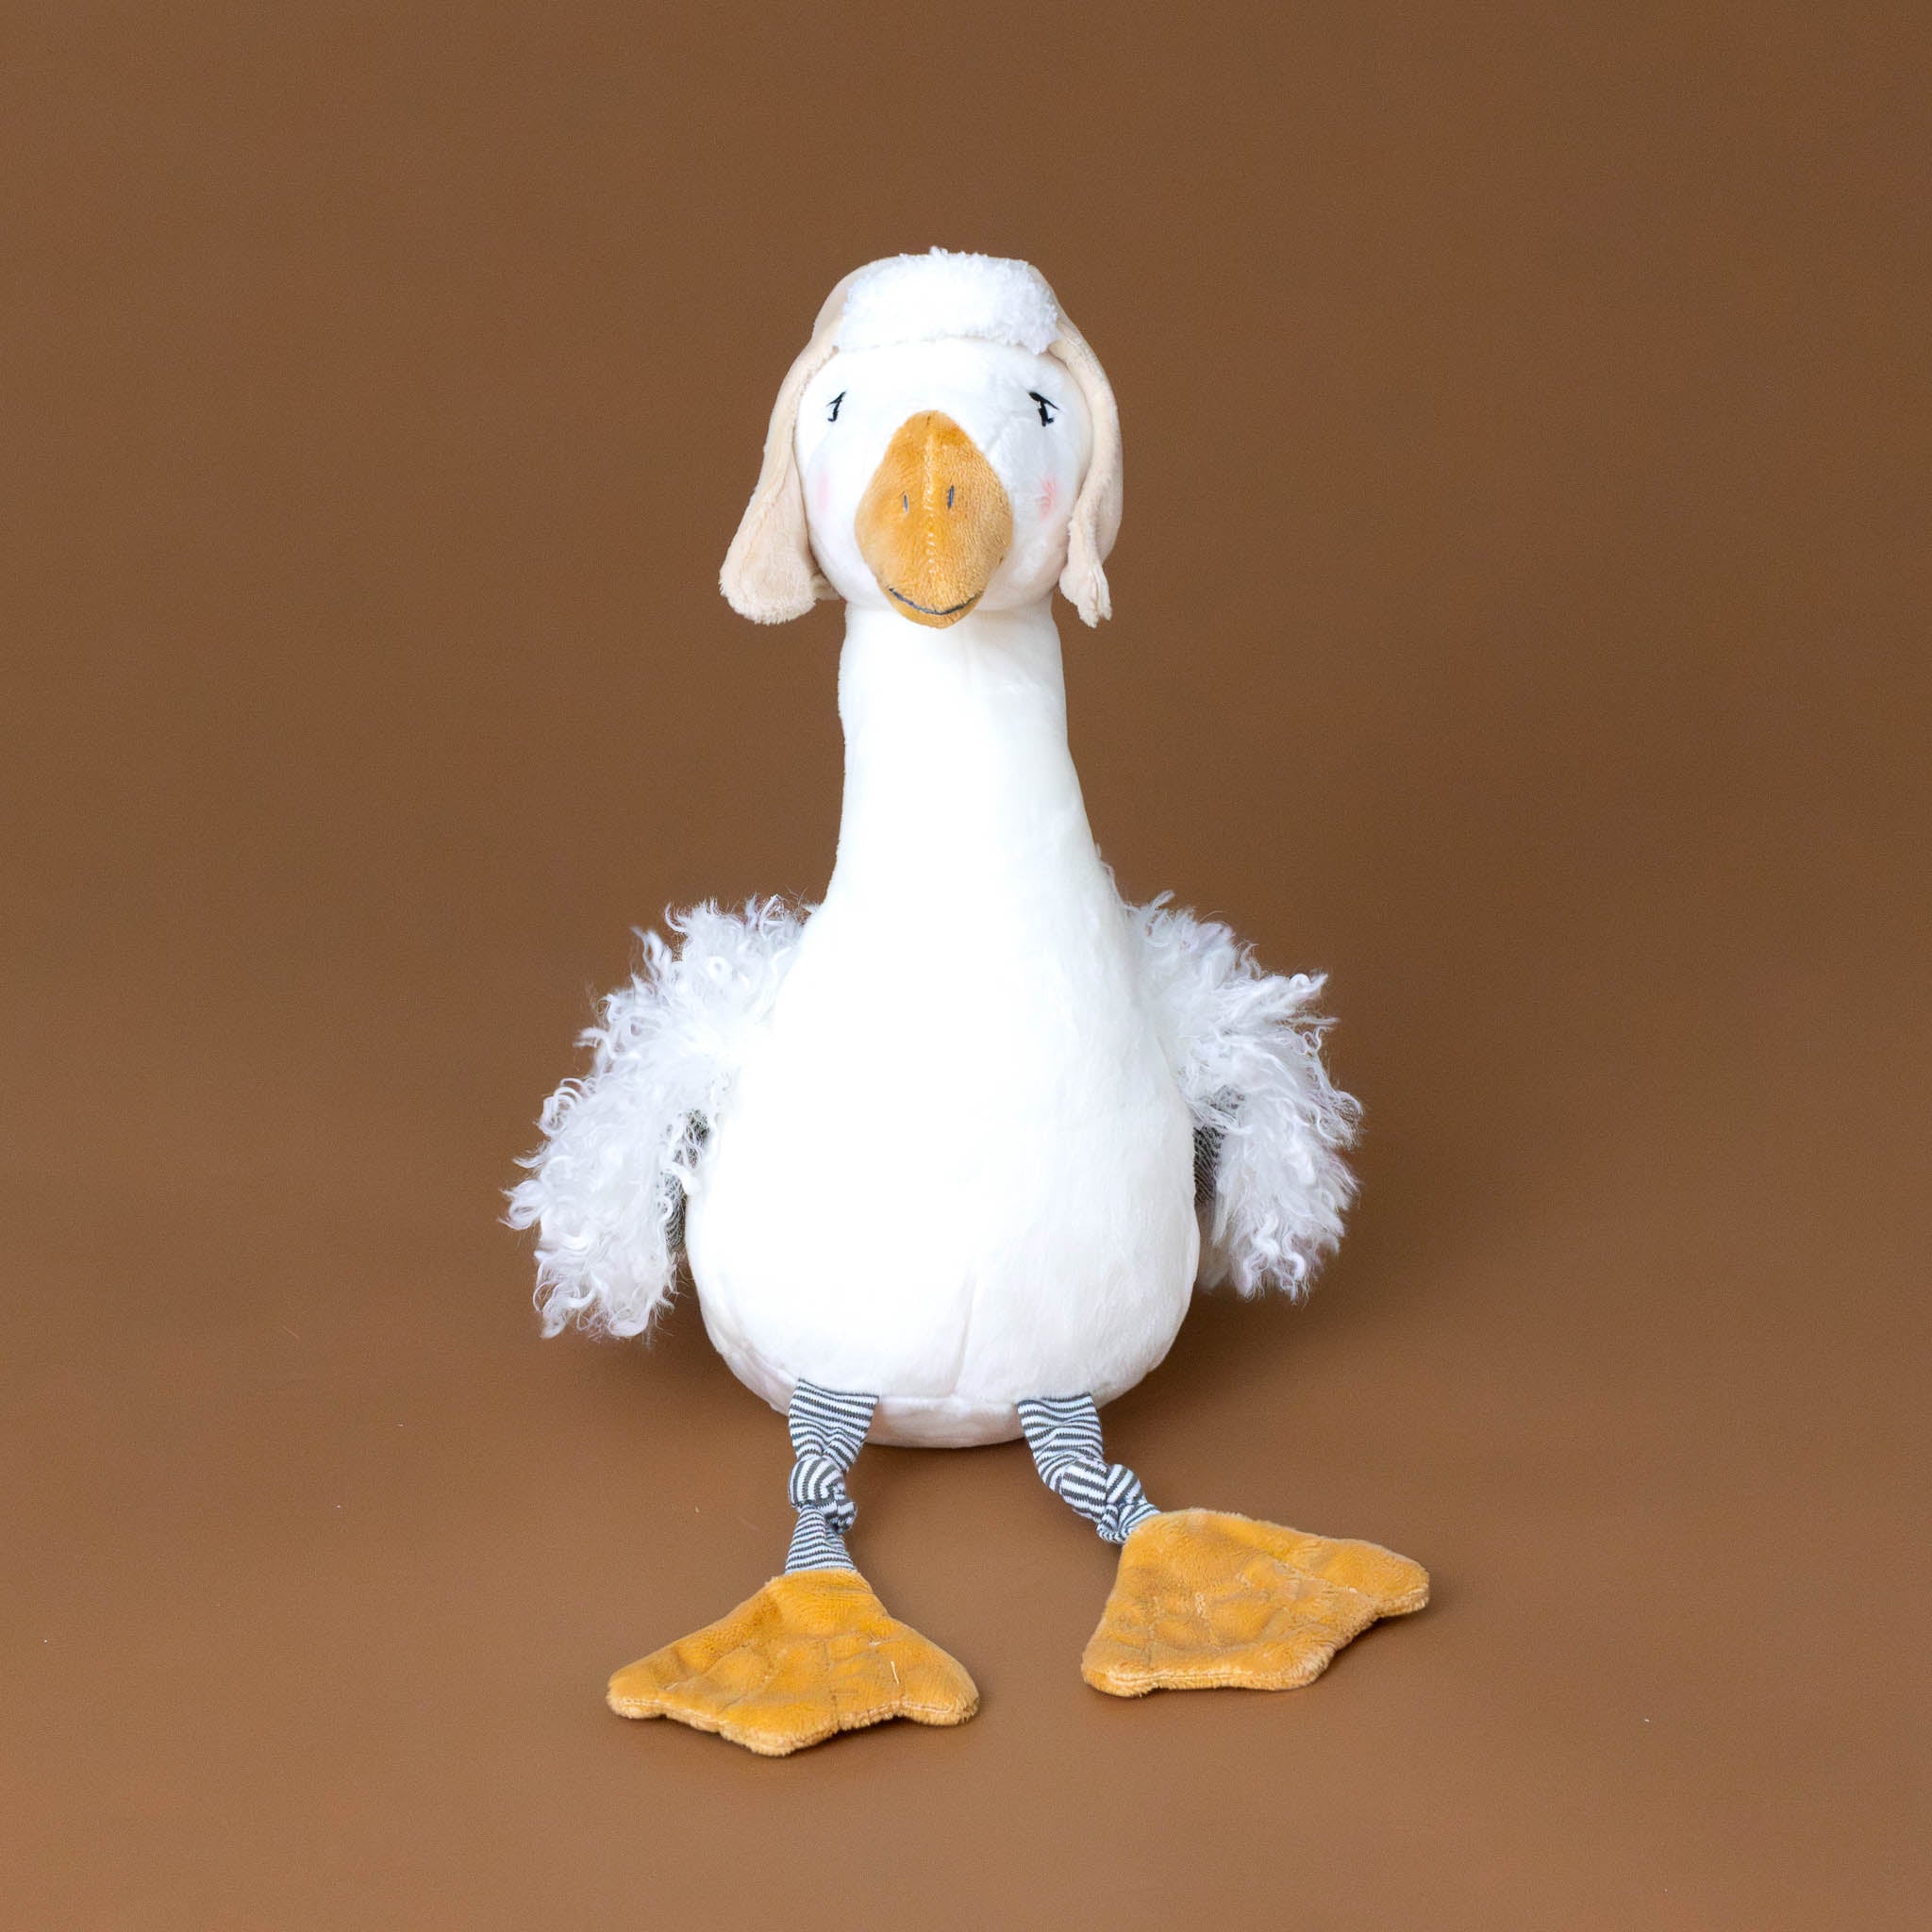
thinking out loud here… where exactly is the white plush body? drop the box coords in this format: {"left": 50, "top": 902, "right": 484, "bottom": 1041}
{"left": 687, "top": 607, "right": 1196, "bottom": 1444}
{"left": 508, "top": 250, "right": 1361, "bottom": 1448}
{"left": 508, "top": 632, "right": 1359, "bottom": 1445}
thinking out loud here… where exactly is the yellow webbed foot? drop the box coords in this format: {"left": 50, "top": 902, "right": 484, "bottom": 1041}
{"left": 607, "top": 1568, "right": 979, "bottom": 1757}
{"left": 1082, "top": 1508, "right": 1429, "bottom": 1697}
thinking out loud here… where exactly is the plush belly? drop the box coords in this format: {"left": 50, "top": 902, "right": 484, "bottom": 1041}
{"left": 683, "top": 913, "right": 1198, "bottom": 1446}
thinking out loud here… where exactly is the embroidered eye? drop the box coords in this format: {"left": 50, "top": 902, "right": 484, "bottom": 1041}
{"left": 1026, "top": 391, "right": 1058, "bottom": 426}
{"left": 826, "top": 391, "right": 845, "bottom": 423}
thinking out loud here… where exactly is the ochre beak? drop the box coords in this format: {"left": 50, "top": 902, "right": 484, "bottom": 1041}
{"left": 855, "top": 412, "right": 1013, "bottom": 627}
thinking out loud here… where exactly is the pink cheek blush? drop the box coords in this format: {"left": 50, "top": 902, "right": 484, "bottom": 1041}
{"left": 1038, "top": 478, "right": 1058, "bottom": 517}
{"left": 812, "top": 471, "right": 832, "bottom": 520}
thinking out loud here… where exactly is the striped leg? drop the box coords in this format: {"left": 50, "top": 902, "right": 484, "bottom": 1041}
{"left": 784, "top": 1381, "right": 878, "bottom": 1574}
{"left": 1017, "top": 1394, "right": 1160, "bottom": 1545}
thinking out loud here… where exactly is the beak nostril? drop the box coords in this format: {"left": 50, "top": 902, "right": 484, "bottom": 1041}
{"left": 901, "top": 493, "right": 908, "bottom": 512}
{"left": 947, "top": 485, "right": 955, "bottom": 508}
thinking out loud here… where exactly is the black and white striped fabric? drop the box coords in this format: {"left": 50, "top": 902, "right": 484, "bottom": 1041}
{"left": 1017, "top": 1394, "right": 1160, "bottom": 1544}
{"left": 783, "top": 1381, "right": 876, "bottom": 1574}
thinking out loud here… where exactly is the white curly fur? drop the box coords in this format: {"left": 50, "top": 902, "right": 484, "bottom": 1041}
{"left": 1131, "top": 896, "right": 1361, "bottom": 1297}
{"left": 838, "top": 247, "right": 1060, "bottom": 355}
{"left": 510, "top": 889, "right": 1357, "bottom": 1339}
{"left": 506, "top": 898, "right": 802, "bottom": 1339}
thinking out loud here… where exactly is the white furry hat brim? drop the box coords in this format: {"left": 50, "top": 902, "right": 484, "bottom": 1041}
{"left": 837, "top": 249, "right": 1061, "bottom": 354}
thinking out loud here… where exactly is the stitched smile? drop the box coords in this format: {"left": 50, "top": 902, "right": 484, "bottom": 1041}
{"left": 888, "top": 588, "right": 977, "bottom": 618}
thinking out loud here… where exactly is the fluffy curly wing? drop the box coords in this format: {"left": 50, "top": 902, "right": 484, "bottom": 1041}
{"left": 1131, "top": 896, "right": 1361, "bottom": 1297}
{"left": 506, "top": 898, "right": 803, "bottom": 1338}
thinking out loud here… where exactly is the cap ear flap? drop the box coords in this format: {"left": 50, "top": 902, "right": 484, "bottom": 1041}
{"left": 720, "top": 275, "right": 855, "bottom": 624}
{"left": 1047, "top": 315, "right": 1124, "bottom": 626}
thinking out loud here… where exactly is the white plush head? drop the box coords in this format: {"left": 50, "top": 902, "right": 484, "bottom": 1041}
{"left": 721, "top": 250, "right": 1124, "bottom": 628}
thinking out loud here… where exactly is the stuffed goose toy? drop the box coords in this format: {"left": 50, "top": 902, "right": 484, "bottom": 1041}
{"left": 511, "top": 250, "right": 1427, "bottom": 1756}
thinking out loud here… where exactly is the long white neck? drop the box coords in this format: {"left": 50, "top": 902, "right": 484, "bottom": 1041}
{"left": 825, "top": 602, "right": 1104, "bottom": 920}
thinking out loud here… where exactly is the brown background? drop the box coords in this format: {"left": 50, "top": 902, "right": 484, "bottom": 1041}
{"left": 5, "top": 5, "right": 1927, "bottom": 1926}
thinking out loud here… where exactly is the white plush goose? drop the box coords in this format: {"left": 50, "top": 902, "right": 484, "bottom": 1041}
{"left": 511, "top": 251, "right": 1426, "bottom": 1756}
